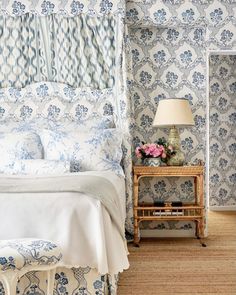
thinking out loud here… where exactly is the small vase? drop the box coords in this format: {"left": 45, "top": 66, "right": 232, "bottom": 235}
{"left": 142, "top": 157, "right": 161, "bottom": 167}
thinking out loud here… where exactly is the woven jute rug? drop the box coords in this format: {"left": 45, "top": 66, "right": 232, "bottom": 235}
{"left": 118, "top": 212, "right": 236, "bottom": 295}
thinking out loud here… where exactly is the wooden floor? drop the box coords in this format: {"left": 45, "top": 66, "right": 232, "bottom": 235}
{"left": 118, "top": 212, "right": 236, "bottom": 295}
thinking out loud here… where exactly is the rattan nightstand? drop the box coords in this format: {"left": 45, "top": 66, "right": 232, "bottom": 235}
{"left": 133, "top": 164, "right": 206, "bottom": 247}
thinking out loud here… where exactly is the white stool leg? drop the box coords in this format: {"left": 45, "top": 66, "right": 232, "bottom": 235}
{"left": 0, "top": 272, "right": 18, "bottom": 295}
{"left": 46, "top": 268, "right": 56, "bottom": 295}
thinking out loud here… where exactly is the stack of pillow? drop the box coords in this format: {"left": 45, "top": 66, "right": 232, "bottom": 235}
{"left": 0, "top": 89, "right": 124, "bottom": 176}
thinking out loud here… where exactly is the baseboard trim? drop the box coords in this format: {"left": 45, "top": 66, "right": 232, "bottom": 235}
{"left": 209, "top": 206, "right": 236, "bottom": 211}
{"left": 141, "top": 229, "right": 195, "bottom": 238}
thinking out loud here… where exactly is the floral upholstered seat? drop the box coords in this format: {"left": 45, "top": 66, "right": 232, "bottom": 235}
{"left": 0, "top": 239, "right": 62, "bottom": 272}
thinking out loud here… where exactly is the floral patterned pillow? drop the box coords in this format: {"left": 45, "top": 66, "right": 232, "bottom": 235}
{"left": 0, "top": 159, "right": 70, "bottom": 175}
{"left": 0, "top": 131, "right": 43, "bottom": 162}
{"left": 40, "top": 128, "right": 124, "bottom": 176}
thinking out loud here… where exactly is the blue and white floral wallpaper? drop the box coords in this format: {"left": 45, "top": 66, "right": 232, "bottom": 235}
{"left": 126, "top": 0, "right": 236, "bottom": 228}
{"left": 209, "top": 54, "right": 236, "bottom": 207}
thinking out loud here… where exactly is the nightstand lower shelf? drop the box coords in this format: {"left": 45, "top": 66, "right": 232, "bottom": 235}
{"left": 135, "top": 204, "right": 205, "bottom": 243}
{"left": 137, "top": 204, "right": 204, "bottom": 218}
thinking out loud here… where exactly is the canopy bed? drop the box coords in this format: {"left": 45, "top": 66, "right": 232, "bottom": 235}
{"left": 0, "top": 0, "right": 133, "bottom": 294}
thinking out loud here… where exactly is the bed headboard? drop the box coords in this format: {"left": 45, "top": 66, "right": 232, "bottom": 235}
{"left": 0, "top": 81, "right": 117, "bottom": 130}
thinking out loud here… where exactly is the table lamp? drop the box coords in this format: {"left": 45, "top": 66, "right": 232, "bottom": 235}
{"left": 153, "top": 98, "right": 194, "bottom": 166}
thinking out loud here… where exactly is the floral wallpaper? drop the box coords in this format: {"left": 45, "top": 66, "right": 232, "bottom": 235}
{"left": 209, "top": 54, "right": 236, "bottom": 207}
{"left": 126, "top": 0, "right": 236, "bottom": 51}
{"left": 126, "top": 0, "right": 236, "bottom": 231}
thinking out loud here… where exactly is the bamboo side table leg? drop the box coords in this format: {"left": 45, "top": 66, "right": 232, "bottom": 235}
{"left": 195, "top": 220, "right": 199, "bottom": 238}
{"left": 194, "top": 177, "right": 199, "bottom": 239}
{"left": 197, "top": 175, "right": 207, "bottom": 247}
{"left": 194, "top": 177, "right": 198, "bottom": 205}
{"left": 133, "top": 174, "right": 140, "bottom": 246}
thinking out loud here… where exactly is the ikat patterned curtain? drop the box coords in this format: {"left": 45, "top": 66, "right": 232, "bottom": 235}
{"left": 0, "top": 13, "right": 116, "bottom": 89}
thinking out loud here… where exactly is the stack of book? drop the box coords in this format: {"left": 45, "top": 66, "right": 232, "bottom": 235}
{"left": 153, "top": 201, "right": 183, "bottom": 216}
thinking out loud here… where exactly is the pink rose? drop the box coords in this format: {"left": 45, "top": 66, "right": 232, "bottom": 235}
{"left": 151, "top": 148, "right": 160, "bottom": 157}
{"left": 143, "top": 145, "right": 150, "bottom": 155}
{"left": 157, "top": 145, "right": 164, "bottom": 152}
{"left": 135, "top": 146, "right": 142, "bottom": 158}
{"left": 161, "top": 152, "right": 167, "bottom": 159}
{"left": 144, "top": 143, "right": 157, "bottom": 156}
{"left": 151, "top": 145, "right": 164, "bottom": 157}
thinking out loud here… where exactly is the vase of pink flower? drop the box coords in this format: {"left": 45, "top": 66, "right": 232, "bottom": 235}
{"left": 135, "top": 140, "right": 175, "bottom": 166}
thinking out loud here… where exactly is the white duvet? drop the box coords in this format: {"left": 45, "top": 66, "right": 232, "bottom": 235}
{"left": 0, "top": 171, "right": 129, "bottom": 275}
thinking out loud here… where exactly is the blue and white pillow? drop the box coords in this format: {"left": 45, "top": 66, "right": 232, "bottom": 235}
{"left": 0, "top": 117, "right": 113, "bottom": 135}
{"left": 40, "top": 129, "right": 124, "bottom": 176}
{"left": 0, "top": 159, "right": 70, "bottom": 175}
{"left": 0, "top": 131, "right": 43, "bottom": 162}
{"left": 0, "top": 119, "right": 52, "bottom": 133}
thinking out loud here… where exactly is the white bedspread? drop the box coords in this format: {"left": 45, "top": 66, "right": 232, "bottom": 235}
{"left": 0, "top": 171, "right": 129, "bottom": 275}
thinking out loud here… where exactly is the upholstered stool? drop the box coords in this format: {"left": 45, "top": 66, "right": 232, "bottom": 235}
{"left": 0, "top": 239, "right": 62, "bottom": 295}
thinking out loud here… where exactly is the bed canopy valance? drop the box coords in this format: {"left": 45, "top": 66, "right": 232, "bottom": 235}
{"left": 0, "top": 0, "right": 125, "bottom": 17}
{"left": 0, "top": 0, "right": 134, "bottom": 236}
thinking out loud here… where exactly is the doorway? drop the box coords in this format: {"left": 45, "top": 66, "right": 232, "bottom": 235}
{"left": 207, "top": 50, "right": 236, "bottom": 210}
